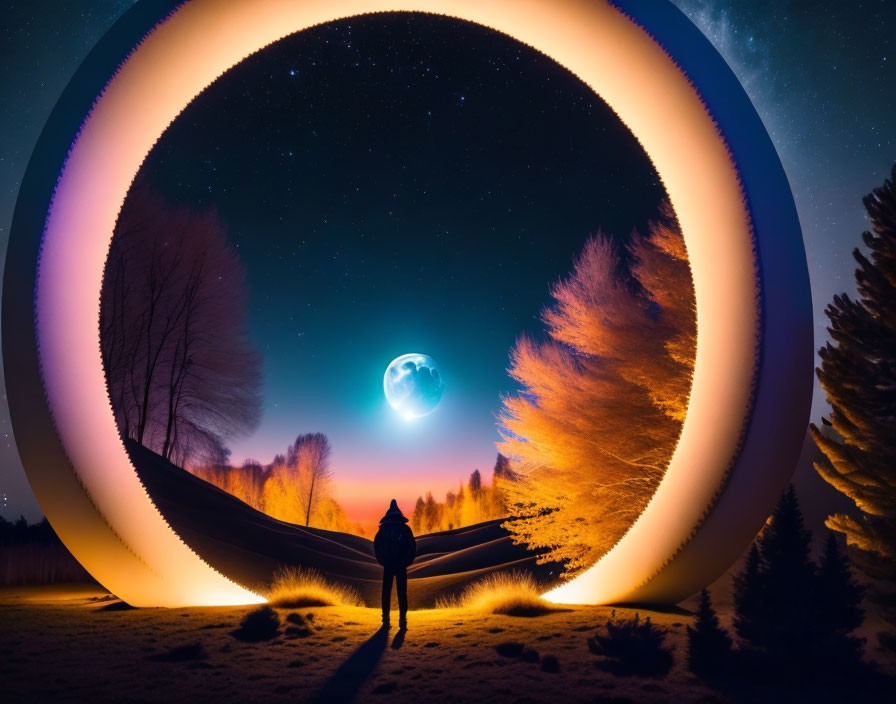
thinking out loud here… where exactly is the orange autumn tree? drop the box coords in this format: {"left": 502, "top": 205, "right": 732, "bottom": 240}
{"left": 263, "top": 433, "right": 332, "bottom": 527}
{"left": 191, "top": 433, "right": 366, "bottom": 536}
{"left": 410, "top": 457, "right": 514, "bottom": 534}
{"left": 498, "top": 205, "right": 696, "bottom": 576}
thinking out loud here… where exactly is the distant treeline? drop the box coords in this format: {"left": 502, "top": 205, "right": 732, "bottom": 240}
{"left": 190, "top": 433, "right": 368, "bottom": 537}
{"left": 0, "top": 516, "right": 92, "bottom": 586}
{"left": 410, "top": 455, "right": 516, "bottom": 534}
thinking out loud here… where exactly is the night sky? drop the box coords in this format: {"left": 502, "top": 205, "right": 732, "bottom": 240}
{"left": 135, "top": 14, "right": 663, "bottom": 517}
{"left": 1, "top": 1, "right": 894, "bottom": 522}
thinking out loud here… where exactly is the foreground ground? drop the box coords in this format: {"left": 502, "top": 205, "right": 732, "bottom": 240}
{"left": 2, "top": 584, "right": 894, "bottom": 703}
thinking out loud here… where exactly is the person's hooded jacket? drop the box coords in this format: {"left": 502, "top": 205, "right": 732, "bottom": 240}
{"left": 373, "top": 500, "right": 416, "bottom": 570}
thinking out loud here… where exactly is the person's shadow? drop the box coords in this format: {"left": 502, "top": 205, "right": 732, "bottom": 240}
{"left": 311, "top": 626, "right": 403, "bottom": 703}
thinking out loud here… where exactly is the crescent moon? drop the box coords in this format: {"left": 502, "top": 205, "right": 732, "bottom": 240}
{"left": 2, "top": 0, "right": 812, "bottom": 607}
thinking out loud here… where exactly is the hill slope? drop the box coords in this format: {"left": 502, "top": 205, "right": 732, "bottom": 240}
{"left": 128, "top": 441, "right": 556, "bottom": 607}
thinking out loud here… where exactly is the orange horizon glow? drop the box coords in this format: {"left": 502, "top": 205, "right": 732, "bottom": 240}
{"left": 333, "top": 473, "right": 486, "bottom": 528}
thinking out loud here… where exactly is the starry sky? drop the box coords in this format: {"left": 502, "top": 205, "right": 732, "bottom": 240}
{"left": 1, "top": 1, "right": 894, "bottom": 522}
{"left": 133, "top": 14, "right": 664, "bottom": 520}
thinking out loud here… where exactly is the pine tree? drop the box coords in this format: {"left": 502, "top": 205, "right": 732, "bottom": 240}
{"left": 816, "top": 533, "right": 865, "bottom": 664}
{"left": 810, "top": 164, "right": 896, "bottom": 647}
{"left": 493, "top": 453, "right": 517, "bottom": 481}
{"left": 687, "top": 589, "right": 732, "bottom": 678}
{"left": 423, "top": 492, "right": 438, "bottom": 532}
{"left": 732, "top": 543, "right": 763, "bottom": 646}
{"left": 733, "top": 487, "right": 871, "bottom": 673}
{"left": 756, "top": 486, "right": 817, "bottom": 659}
{"left": 732, "top": 486, "right": 817, "bottom": 660}
{"left": 469, "top": 469, "right": 482, "bottom": 497}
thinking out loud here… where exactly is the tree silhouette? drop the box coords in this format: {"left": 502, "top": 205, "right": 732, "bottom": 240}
{"left": 756, "top": 486, "right": 817, "bottom": 660}
{"left": 816, "top": 533, "right": 865, "bottom": 664}
{"left": 732, "top": 543, "right": 763, "bottom": 647}
{"left": 411, "top": 496, "right": 426, "bottom": 533}
{"left": 687, "top": 589, "right": 732, "bottom": 678}
{"left": 492, "top": 453, "right": 518, "bottom": 484}
{"left": 101, "top": 179, "right": 261, "bottom": 465}
{"left": 423, "top": 492, "right": 439, "bottom": 533}
{"left": 732, "top": 486, "right": 867, "bottom": 671}
{"left": 810, "top": 164, "right": 896, "bottom": 649}
{"left": 469, "top": 469, "right": 482, "bottom": 497}
{"left": 498, "top": 204, "right": 695, "bottom": 575}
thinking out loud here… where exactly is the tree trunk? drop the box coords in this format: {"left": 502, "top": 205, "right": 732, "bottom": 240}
{"left": 305, "top": 472, "right": 316, "bottom": 527}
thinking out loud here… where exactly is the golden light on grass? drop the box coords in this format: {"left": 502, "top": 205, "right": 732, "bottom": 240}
{"left": 437, "top": 571, "right": 560, "bottom": 617}
{"left": 266, "top": 567, "right": 363, "bottom": 609}
{"left": 9, "top": 0, "right": 811, "bottom": 607}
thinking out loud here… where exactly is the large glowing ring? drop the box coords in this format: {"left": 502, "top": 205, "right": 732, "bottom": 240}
{"left": 3, "top": 0, "right": 812, "bottom": 606}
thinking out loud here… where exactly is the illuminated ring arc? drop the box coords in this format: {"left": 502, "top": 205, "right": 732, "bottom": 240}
{"left": 3, "top": 0, "right": 812, "bottom": 606}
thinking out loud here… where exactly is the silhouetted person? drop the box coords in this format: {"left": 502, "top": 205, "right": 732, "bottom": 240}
{"left": 374, "top": 499, "right": 416, "bottom": 629}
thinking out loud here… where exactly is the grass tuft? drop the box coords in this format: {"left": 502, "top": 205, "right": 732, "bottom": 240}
{"left": 437, "top": 571, "right": 559, "bottom": 616}
{"left": 266, "top": 566, "right": 363, "bottom": 609}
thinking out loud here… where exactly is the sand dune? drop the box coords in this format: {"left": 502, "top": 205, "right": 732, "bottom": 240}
{"left": 128, "top": 442, "right": 556, "bottom": 607}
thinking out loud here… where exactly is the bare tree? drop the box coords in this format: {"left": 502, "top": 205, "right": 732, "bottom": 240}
{"left": 262, "top": 433, "right": 333, "bottom": 527}
{"left": 292, "top": 433, "right": 333, "bottom": 527}
{"left": 100, "top": 178, "right": 262, "bottom": 466}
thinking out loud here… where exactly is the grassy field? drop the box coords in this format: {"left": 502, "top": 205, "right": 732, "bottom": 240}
{"left": 0, "top": 584, "right": 710, "bottom": 703}
{"left": 1, "top": 584, "right": 892, "bottom": 703}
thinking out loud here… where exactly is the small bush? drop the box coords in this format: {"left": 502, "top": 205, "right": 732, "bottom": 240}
{"left": 495, "top": 641, "right": 525, "bottom": 658}
{"left": 232, "top": 605, "right": 281, "bottom": 642}
{"left": 285, "top": 625, "right": 312, "bottom": 638}
{"left": 541, "top": 654, "right": 560, "bottom": 673}
{"left": 494, "top": 641, "right": 539, "bottom": 662}
{"left": 284, "top": 614, "right": 312, "bottom": 639}
{"left": 266, "top": 566, "right": 363, "bottom": 608}
{"left": 587, "top": 611, "right": 673, "bottom": 677}
{"left": 437, "top": 571, "right": 559, "bottom": 616}
{"left": 521, "top": 647, "right": 540, "bottom": 663}
{"left": 148, "top": 643, "right": 206, "bottom": 662}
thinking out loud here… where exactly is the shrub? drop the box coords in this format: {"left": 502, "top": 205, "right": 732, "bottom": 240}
{"left": 436, "top": 571, "right": 559, "bottom": 616}
{"left": 495, "top": 641, "right": 525, "bottom": 657}
{"left": 148, "top": 643, "right": 207, "bottom": 661}
{"left": 541, "top": 654, "right": 560, "bottom": 672}
{"left": 587, "top": 611, "right": 673, "bottom": 677}
{"left": 232, "top": 605, "right": 280, "bottom": 642}
{"left": 266, "top": 566, "right": 363, "bottom": 608}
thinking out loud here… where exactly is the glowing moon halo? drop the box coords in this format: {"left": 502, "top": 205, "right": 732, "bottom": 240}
{"left": 384, "top": 354, "right": 445, "bottom": 421}
{"left": 3, "top": 0, "right": 812, "bottom": 607}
